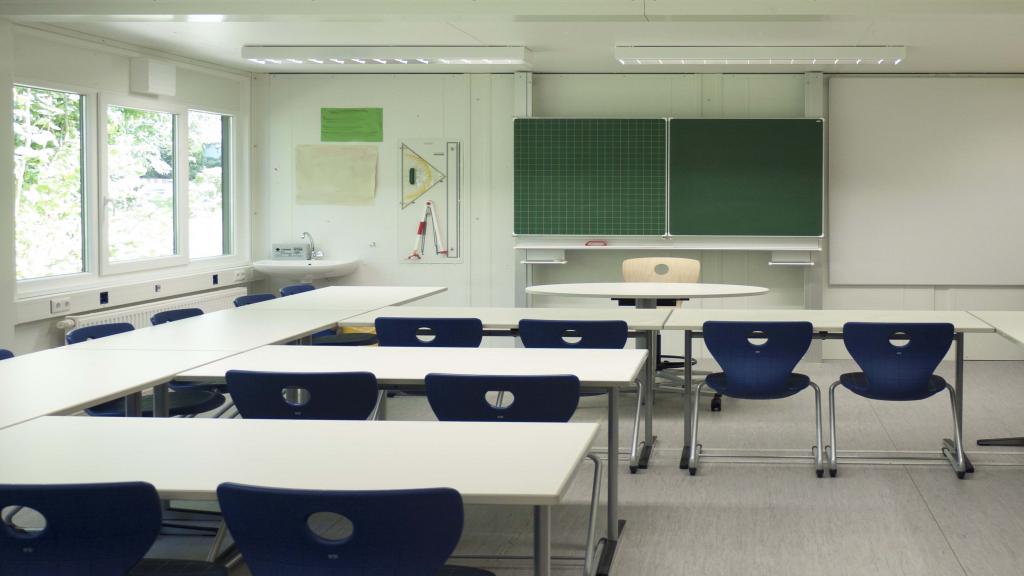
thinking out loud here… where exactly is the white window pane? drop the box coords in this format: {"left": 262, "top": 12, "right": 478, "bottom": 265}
{"left": 13, "top": 85, "right": 85, "bottom": 280}
{"left": 188, "top": 111, "right": 229, "bottom": 258}
{"left": 106, "top": 105, "right": 176, "bottom": 262}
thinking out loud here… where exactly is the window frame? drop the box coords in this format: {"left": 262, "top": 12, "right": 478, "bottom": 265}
{"left": 97, "top": 93, "right": 189, "bottom": 275}
{"left": 186, "top": 107, "right": 235, "bottom": 261}
{"left": 13, "top": 81, "right": 248, "bottom": 300}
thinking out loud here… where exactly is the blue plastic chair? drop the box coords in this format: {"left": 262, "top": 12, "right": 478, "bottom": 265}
{"left": 691, "top": 321, "right": 821, "bottom": 477}
{"left": 832, "top": 322, "right": 963, "bottom": 477}
{"left": 375, "top": 317, "right": 484, "bottom": 348}
{"left": 0, "top": 349, "right": 12, "bottom": 361}
{"left": 425, "top": 373, "right": 603, "bottom": 574}
{"left": 226, "top": 370, "right": 380, "bottom": 420}
{"left": 0, "top": 482, "right": 225, "bottom": 575}
{"left": 518, "top": 319, "right": 628, "bottom": 350}
{"left": 150, "top": 308, "right": 203, "bottom": 325}
{"left": 217, "top": 483, "right": 493, "bottom": 576}
{"left": 233, "top": 293, "right": 276, "bottom": 307}
{"left": 280, "top": 283, "right": 315, "bottom": 297}
{"left": 65, "top": 324, "right": 225, "bottom": 418}
{"left": 278, "top": 285, "right": 378, "bottom": 347}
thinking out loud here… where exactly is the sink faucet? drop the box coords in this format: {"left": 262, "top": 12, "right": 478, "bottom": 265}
{"left": 300, "top": 232, "right": 324, "bottom": 260}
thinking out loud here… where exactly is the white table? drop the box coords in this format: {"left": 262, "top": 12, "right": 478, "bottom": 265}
{"left": 70, "top": 308, "right": 361, "bottom": 352}
{"left": 526, "top": 282, "right": 768, "bottom": 471}
{"left": 342, "top": 305, "right": 670, "bottom": 472}
{"left": 0, "top": 416, "right": 597, "bottom": 576}
{"left": 179, "top": 345, "right": 647, "bottom": 560}
{"left": 969, "top": 311, "right": 1024, "bottom": 447}
{"left": 0, "top": 348, "right": 228, "bottom": 430}
{"left": 248, "top": 285, "right": 447, "bottom": 312}
{"left": 667, "top": 308, "right": 996, "bottom": 475}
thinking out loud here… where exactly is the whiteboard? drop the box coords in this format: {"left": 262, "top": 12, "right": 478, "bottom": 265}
{"left": 828, "top": 77, "right": 1024, "bottom": 285}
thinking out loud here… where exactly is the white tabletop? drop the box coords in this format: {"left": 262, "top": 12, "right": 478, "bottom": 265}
{"left": 69, "top": 308, "right": 361, "bottom": 352}
{"left": 178, "top": 345, "right": 647, "bottom": 389}
{"left": 0, "top": 348, "right": 229, "bottom": 430}
{"left": 526, "top": 282, "right": 768, "bottom": 299}
{"left": 341, "top": 306, "right": 672, "bottom": 331}
{"left": 249, "top": 285, "right": 447, "bottom": 312}
{"left": 970, "top": 311, "right": 1024, "bottom": 345}
{"left": 666, "top": 308, "right": 996, "bottom": 333}
{"left": 0, "top": 417, "right": 598, "bottom": 505}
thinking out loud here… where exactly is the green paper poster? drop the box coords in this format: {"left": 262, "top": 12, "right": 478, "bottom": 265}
{"left": 320, "top": 108, "right": 383, "bottom": 142}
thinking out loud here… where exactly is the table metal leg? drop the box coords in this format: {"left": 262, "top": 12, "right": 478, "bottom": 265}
{"left": 534, "top": 505, "right": 551, "bottom": 576}
{"left": 153, "top": 383, "right": 169, "bottom": 418}
{"left": 125, "top": 392, "right": 142, "bottom": 417}
{"left": 680, "top": 330, "right": 693, "bottom": 469}
{"left": 607, "top": 387, "right": 619, "bottom": 542}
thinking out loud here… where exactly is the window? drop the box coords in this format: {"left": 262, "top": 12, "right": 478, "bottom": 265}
{"left": 188, "top": 110, "right": 231, "bottom": 259}
{"left": 12, "top": 85, "right": 85, "bottom": 280}
{"left": 103, "top": 103, "right": 180, "bottom": 267}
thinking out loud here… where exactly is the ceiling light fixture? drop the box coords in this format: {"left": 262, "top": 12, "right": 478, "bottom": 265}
{"left": 614, "top": 46, "right": 906, "bottom": 66}
{"left": 241, "top": 46, "right": 531, "bottom": 67}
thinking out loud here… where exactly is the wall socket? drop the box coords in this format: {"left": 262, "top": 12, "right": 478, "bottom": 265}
{"left": 233, "top": 270, "right": 248, "bottom": 282}
{"left": 50, "top": 298, "right": 71, "bottom": 315}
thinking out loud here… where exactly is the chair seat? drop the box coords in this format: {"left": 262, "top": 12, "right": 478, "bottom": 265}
{"left": 131, "top": 558, "right": 227, "bottom": 575}
{"left": 705, "top": 372, "right": 811, "bottom": 400}
{"left": 839, "top": 372, "right": 948, "bottom": 401}
{"left": 441, "top": 565, "right": 497, "bottom": 576}
{"left": 312, "top": 332, "right": 379, "bottom": 346}
{"left": 168, "top": 379, "right": 229, "bottom": 393}
{"left": 87, "top": 389, "right": 226, "bottom": 417}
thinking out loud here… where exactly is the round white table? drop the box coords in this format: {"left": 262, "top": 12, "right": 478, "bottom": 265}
{"left": 525, "top": 282, "right": 769, "bottom": 301}
{"left": 526, "top": 282, "right": 769, "bottom": 472}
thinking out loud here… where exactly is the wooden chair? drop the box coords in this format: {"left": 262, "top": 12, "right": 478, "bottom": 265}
{"left": 620, "top": 257, "right": 723, "bottom": 411}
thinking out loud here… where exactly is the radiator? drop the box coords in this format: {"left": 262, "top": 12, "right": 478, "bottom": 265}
{"left": 57, "top": 287, "right": 248, "bottom": 334}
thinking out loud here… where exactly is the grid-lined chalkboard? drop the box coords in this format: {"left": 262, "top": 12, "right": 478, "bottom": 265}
{"left": 514, "top": 118, "right": 666, "bottom": 235}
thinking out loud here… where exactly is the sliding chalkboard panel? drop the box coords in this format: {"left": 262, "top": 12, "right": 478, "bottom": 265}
{"left": 669, "top": 119, "right": 823, "bottom": 236}
{"left": 514, "top": 118, "right": 665, "bottom": 235}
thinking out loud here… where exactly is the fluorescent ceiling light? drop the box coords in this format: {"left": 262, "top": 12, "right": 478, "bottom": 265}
{"left": 241, "top": 46, "right": 531, "bottom": 67}
{"left": 186, "top": 14, "right": 224, "bottom": 23}
{"left": 614, "top": 46, "right": 906, "bottom": 66}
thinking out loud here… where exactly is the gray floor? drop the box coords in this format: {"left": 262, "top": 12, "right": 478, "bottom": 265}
{"left": 147, "top": 360, "right": 1024, "bottom": 576}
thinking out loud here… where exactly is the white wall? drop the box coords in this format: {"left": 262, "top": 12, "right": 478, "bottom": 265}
{"left": 5, "top": 26, "right": 254, "bottom": 353}
{"left": 256, "top": 73, "right": 515, "bottom": 307}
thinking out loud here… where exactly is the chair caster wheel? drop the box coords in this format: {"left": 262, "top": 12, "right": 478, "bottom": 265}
{"left": 816, "top": 469, "right": 824, "bottom": 478}
{"left": 710, "top": 394, "right": 722, "bottom": 412}
{"left": 688, "top": 467, "right": 697, "bottom": 476}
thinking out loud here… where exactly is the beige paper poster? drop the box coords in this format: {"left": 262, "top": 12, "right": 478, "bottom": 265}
{"left": 295, "top": 144, "right": 378, "bottom": 205}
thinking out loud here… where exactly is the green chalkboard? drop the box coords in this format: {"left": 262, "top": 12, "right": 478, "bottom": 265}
{"left": 669, "top": 119, "right": 823, "bottom": 236}
{"left": 514, "top": 118, "right": 665, "bottom": 235}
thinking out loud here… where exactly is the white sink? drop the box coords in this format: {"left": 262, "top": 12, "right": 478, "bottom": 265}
{"left": 253, "top": 259, "right": 359, "bottom": 281}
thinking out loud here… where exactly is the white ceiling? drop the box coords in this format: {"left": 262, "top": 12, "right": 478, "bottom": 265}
{"left": 2, "top": 0, "right": 1024, "bottom": 74}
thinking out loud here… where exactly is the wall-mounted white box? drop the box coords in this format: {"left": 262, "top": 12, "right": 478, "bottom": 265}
{"left": 130, "top": 58, "right": 176, "bottom": 96}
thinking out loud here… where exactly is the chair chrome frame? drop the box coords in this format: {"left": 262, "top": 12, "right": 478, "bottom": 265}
{"left": 688, "top": 380, "right": 824, "bottom": 477}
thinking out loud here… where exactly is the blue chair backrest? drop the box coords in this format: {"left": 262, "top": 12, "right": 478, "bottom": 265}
{"left": 0, "top": 349, "right": 12, "bottom": 361}
{"left": 66, "top": 322, "right": 135, "bottom": 345}
{"left": 280, "top": 284, "right": 316, "bottom": 297}
{"left": 518, "top": 319, "right": 627, "bottom": 349}
{"left": 217, "top": 483, "right": 463, "bottom": 576}
{"left": 226, "top": 370, "right": 379, "bottom": 420}
{"left": 234, "top": 293, "right": 276, "bottom": 307}
{"left": 842, "top": 322, "right": 954, "bottom": 400}
{"left": 425, "top": 374, "right": 580, "bottom": 422}
{"left": 0, "top": 482, "right": 161, "bottom": 575}
{"left": 151, "top": 308, "right": 203, "bottom": 325}
{"left": 703, "top": 321, "right": 813, "bottom": 399}
{"left": 375, "top": 317, "right": 483, "bottom": 348}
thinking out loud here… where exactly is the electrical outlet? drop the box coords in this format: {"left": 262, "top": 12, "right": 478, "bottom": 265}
{"left": 154, "top": 284, "right": 162, "bottom": 293}
{"left": 233, "top": 270, "right": 248, "bottom": 282}
{"left": 49, "top": 298, "right": 71, "bottom": 314}
{"left": 212, "top": 274, "right": 220, "bottom": 285}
